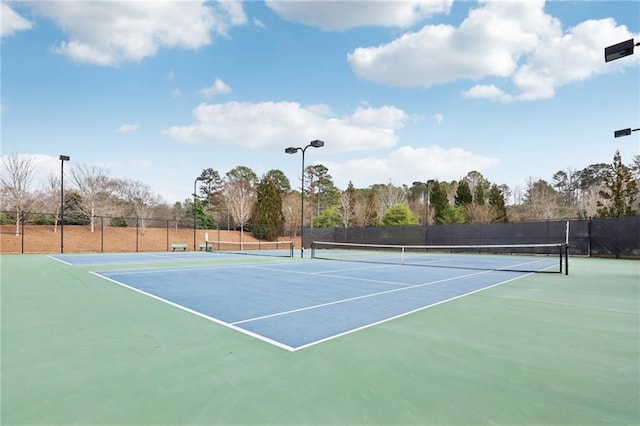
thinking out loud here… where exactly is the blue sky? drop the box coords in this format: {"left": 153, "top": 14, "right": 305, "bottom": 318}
{"left": 2, "top": 0, "right": 639, "bottom": 204}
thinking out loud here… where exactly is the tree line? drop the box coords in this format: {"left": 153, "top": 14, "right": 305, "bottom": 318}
{"left": 1, "top": 150, "right": 638, "bottom": 240}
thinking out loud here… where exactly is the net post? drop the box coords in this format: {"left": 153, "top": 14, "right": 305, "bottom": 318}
{"left": 310, "top": 241, "right": 315, "bottom": 259}
{"left": 559, "top": 244, "right": 562, "bottom": 274}
{"left": 564, "top": 243, "right": 569, "bottom": 275}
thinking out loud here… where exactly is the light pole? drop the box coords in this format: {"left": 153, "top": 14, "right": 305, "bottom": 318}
{"left": 413, "top": 179, "right": 435, "bottom": 243}
{"left": 193, "top": 176, "right": 206, "bottom": 251}
{"left": 604, "top": 38, "right": 639, "bottom": 62}
{"left": 59, "top": 155, "right": 70, "bottom": 253}
{"left": 614, "top": 127, "right": 640, "bottom": 138}
{"left": 285, "top": 139, "right": 324, "bottom": 258}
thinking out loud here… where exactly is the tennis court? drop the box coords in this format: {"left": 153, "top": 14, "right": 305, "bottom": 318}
{"left": 63, "top": 247, "right": 561, "bottom": 351}
{"left": 2, "top": 248, "right": 638, "bottom": 425}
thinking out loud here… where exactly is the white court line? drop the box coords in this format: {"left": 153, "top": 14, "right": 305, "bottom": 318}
{"left": 232, "top": 268, "right": 497, "bottom": 325}
{"left": 293, "top": 272, "right": 536, "bottom": 351}
{"left": 47, "top": 254, "right": 73, "bottom": 266}
{"left": 89, "top": 271, "right": 296, "bottom": 352}
{"left": 235, "top": 257, "right": 552, "bottom": 328}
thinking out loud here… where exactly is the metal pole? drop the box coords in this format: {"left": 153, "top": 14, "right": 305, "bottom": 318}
{"left": 59, "top": 155, "right": 70, "bottom": 253}
{"left": 300, "top": 148, "right": 306, "bottom": 258}
{"left": 193, "top": 178, "right": 197, "bottom": 251}
{"left": 425, "top": 183, "right": 429, "bottom": 244}
{"left": 60, "top": 160, "right": 64, "bottom": 253}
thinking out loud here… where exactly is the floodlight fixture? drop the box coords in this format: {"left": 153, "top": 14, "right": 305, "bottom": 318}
{"left": 284, "top": 140, "right": 325, "bottom": 257}
{"left": 605, "top": 39, "right": 639, "bottom": 62}
{"left": 614, "top": 127, "right": 640, "bottom": 138}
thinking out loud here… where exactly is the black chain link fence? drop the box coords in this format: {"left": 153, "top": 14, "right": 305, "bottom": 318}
{"left": 306, "top": 217, "right": 639, "bottom": 259}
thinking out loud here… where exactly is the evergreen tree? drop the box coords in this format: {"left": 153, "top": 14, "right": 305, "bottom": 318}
{"left": 438, "top": 205, "right": 465, "bottom": 224}
{"left": 313, "top": 206, "right": 340, "bottom": 227}
{"left": 474, "top": 185, "right": 486, "bottom": 205}
{"left": 597, "top": 151, "right": 638, "bottom": 217}
{"left": 488, "top": 184, "right": 508, "bottom": 222}
{"left": 455, "top": 180, "right": 473, "bottom": 206}
{"left": 251, "top": 173, "right": 285, "bottom": 240}
{"left": 429, "top": 181, "right": 449, "bottom": 224}
{"left": 364, "top": 188, "right": 379, "bottom": 226}
{"left": 381, "top": 203, "right": 418, "bottom": 226}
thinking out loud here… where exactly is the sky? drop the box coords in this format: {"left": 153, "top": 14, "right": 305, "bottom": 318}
{"left": 1, "top": 0, "right": 639, "bottom": 205}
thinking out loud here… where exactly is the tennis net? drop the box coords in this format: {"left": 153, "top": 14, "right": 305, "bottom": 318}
{"left": 311, "top": 241, "right": 568, "bottom": 274}
{"left": 207, "top": 240, "right": 294, "bottom": 258}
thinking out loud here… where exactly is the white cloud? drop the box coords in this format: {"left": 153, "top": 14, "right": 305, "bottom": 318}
{"left": 434, "top": 113, "right": 444, "bottom": 124}
{"left": 463, "top": 84, "right": 513, "bottom": 103}
{"left": 253, "top": 17, "right": 266, "bottom": 29}
{"left": 171, "top": 88, "right": 184, "bottom": 98}
{"left": 1, "top": 4, "right": 33, "bottom": 37}
{"left": 200, "top": 78, "right": 232, "bottom": 98}
{"left": 163, "top": 101, "right": 407, "bottom": 152}
{"left": 22, "top": 1, "right": 247, "bottom": 66}
{"left": 117, "top": 123, "right": 139, "bottom": 133}
{"left": 348, "top": 1, "right": 640, "bottom": 102}
{"left": 324, "top": 145, "right": 500, "bottom": 188}
{"left": 266, "top": 0, "right": 452, "bottom": 30}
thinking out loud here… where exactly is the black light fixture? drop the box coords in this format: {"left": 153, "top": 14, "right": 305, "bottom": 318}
{"left": 193, "top": 176, "right": 206, "bottom": 251}
{"left": 285, "top": 139, "right": 324, "bottom": 258}
{"left": 604, "top": 38, "right": 639, "bottom": 62}
{"left": 59, "top": 155, "right": 70, "bottom": 253}
{"left": 614, "top": 127, "right": 640, "bottom": 138}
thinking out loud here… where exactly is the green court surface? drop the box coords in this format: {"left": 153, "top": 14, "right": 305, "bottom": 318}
{"left": 1, "top": 254, "right": 638, "bottom": 425}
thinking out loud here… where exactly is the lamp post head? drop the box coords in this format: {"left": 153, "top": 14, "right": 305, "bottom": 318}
{"left": 614, "top": 128, "right": 632, "bottom": 138}
{"left": 59, "top": 155, "right": 70, "bottom": 161}
{"left": 195, "top": 176, "right": 206, "bottom": 181}
{"left": 309, "top": 139, "right": 324, "bottom": 148}
{"left": 285, "top": 147, "right": 298, "bottom": 154}
{"left": 605, "top": 39, "right": 636, "bottom": 62}
{"left": 427, "top": 179, "right": 435, "bottom": 185}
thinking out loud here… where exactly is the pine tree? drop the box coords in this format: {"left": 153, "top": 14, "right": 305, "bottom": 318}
{"left": 488, "top": 184, "right": 508, "bottom": 222}
{"left": 429, "top": 181, "right": 449, "bottom": 224}
{"left": 251, "top": 173, "right": 285, "bottom": 240}
{"left": 455, "top": 180, "right": 473, "bottom": 206}
{"left": 597, "top": 151, "right": 638, "bottom": 217}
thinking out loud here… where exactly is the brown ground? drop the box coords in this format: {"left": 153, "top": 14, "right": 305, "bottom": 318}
{"left": 0, "top": 225, "right": 299, "bottom": 254}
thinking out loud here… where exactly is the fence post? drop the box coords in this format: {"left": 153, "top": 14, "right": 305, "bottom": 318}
{"left": 101, "top": 216, "right": 104, "bottom": 253}
{"left": 21, "top": 213, "right": 25, "bottom": 254}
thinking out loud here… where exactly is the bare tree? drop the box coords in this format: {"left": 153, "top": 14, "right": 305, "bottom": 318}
{"left": 575, "top": 185, "right": 602, "bottom": 218}
{"left": 336, "top": 190, "right": 355, "bottom": 228}
{"left": 68, "top": 164, "right": 113, "bottom": 232}
{"left": 42, "top": 173, "right": 61, "bottom": 232}
{"left": 0, "top": 153, "right": 36, "bottom": 235}
{"left": 282, "top": 192, "right": 301, "bottom": 237}
{"left": 465, "top": 203, "right": 498, "bottom": 223}
{"left": 115, "top": 179, "right": 163, "bottom": 229}
{"left": 374, "top": 182, "right": 406, "bottom": 216}
{"left": 224, "top": 174, "right": 256, "bottom": 242}
{"left": 523, "top": 178, "right": 562, "bottom": 219}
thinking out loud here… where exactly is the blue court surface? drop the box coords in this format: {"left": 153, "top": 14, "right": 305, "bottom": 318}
{"left": 88, "top": 255, "right": 558, "bottom": 351}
